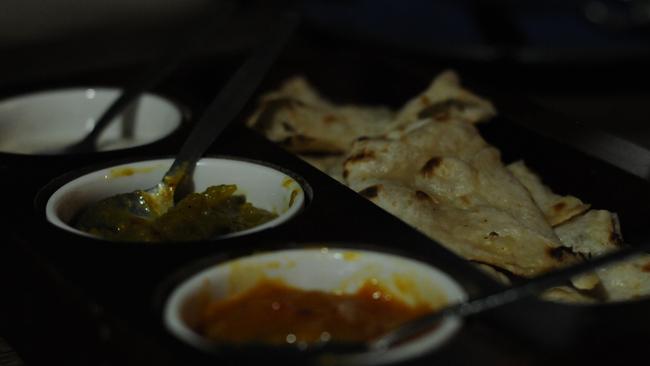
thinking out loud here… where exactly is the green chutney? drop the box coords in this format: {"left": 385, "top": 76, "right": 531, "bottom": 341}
{"left": 74, "top": 185, "right": 277, "bottom": 242}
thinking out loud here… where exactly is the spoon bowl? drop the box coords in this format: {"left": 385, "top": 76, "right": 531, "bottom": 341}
{"left": 74, "top": 161, "right": 189, "bottom": 228}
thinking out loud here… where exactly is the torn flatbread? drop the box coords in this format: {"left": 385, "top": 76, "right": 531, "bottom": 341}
{"left": 553, "top": 208, "right": 650, "bottom": 301}
{"left": 554, "top": 209, "right": 623, "bottom": 257}
{"left": 595, "top": 255, "right": 650, "bottom": 301}
{"left": 393, "top": 70, "right": 496, "bottom": 128}
{"left": 507, "top": 161, "right": 590, "bottom": 227}
{"left": 513, "top": 165, "right": 650, "bottom": 301}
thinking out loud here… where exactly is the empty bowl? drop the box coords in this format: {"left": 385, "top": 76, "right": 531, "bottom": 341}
{"left": 0, "top": 87, "right": 184, "bottom": 154}
{"left": 43, "top": 157, "right": 306, "bottom": 241}
{"left": 162, "top": 247, "right": 467, "bottom": 365}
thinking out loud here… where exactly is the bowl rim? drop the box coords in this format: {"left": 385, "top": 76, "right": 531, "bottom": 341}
{"left": 34, "top": 154, "right": 313, "bottom": 245}
{"left": 155, "top": 243, "right": 468, "bottom": 365}
{"left": 0, "top": 85, "right": 191, "bottom": 157}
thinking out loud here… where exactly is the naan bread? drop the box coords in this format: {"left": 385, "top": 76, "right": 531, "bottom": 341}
{"left": 595, "top": 255, "right": 650, "bottom": 301}
{"left": 247, "top": 76, "right": 393, "bottom": 154}
{"left": 511, "top": 165, "right": 650, "bottom": 301}
{"left": 554, "top": 208, "right": 650, "bottom": 301}
{"left": 343, "top": 118, "right": 579, "bottom": 278}
{"left": 554, "top": 209, "right": 623, "bottom": 257}
{"left": 247, "top": 70, "right": 497, "bottom": 156}
{"left": 248, "top": 70, "right": 649, "bottom": 302}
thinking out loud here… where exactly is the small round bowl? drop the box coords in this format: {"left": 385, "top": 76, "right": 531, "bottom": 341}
{"left": 162, "top": 247, "right": 467, "bottom": 365}
{"left": 0, "top": 87, "right": 184, "bottom": 155}
{"left": 44, "top": 157, "right": 306, "bottom": 241}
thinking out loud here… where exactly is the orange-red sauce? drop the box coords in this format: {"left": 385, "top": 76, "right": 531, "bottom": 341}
{"left": 194, "top": 278, "right": 434, "bottom": 345}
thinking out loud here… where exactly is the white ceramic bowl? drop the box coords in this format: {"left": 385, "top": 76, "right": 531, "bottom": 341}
{"left": 163, "top": 247, "right": 467, "bottom": 365}
{"left": 44, "top": 157, "right": 306, "bottom": 240}
{"left": 0, "top": 87, "right": 183, "bottom": 154}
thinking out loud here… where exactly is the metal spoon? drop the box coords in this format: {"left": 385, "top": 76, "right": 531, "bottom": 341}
{"left": 298, "top": 242, "right": 650, "bottom": 366}
{"left": 74, "top": 13, "right": 300, "bottom": 232}
{"left": 56, "top": 1, "right": 235, "bottom": 154}
{"left": 366, "top": 241, "right": 650, "bottom": 353}
{"left": 59, "top": 61, "right": 179, "bottom": 154}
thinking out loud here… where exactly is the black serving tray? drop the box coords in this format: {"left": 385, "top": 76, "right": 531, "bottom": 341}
{"left": 3, "top": 24, "right": 650, "bottom": 366}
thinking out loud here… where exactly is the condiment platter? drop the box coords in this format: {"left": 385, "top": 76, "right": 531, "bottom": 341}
{"left": 2, "top": 26, "right": 650, "bottom": 366}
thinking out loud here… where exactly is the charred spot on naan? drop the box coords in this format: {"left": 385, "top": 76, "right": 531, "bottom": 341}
{"left": 414, "top": 190, "right": 430, "bottom": 201}
{"left": 552, "top": 202, "right": 566, "bottom": 212}
{"left": 358, "top": 185, "right": 382, "bottom": 199}
{"left": 420, "top": 157, "right": 443, "bottom": 177}
{"left": 546, "top": 246, "right": 580, "bottom": 262}
{"left": 344, "top": 149, "right": 376, "bottom": 164}
{"left": 342, "top": 148, "right": 380, "bottom": 180}
{"left": 322, "top": 114, "right": 338, "bottom": 124}
{"left": 642, "top": 262, "right": 650, "bottom": 273}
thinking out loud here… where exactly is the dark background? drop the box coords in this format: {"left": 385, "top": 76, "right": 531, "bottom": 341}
{"left": 2, "top": 0, "right": 650, "bottom": 364}
{"left": 1, "top": 0, "right": 649, "bottom": 146}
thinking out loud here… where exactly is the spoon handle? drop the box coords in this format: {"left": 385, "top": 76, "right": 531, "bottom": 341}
{"left": 167, "top": 12, "right": 300, "bottom": 176}
{"left": 369, "top": 240, "right": 650, "bottom": 351}
{"left": 70, "top": 67, "right": 171, "bottom": 152}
